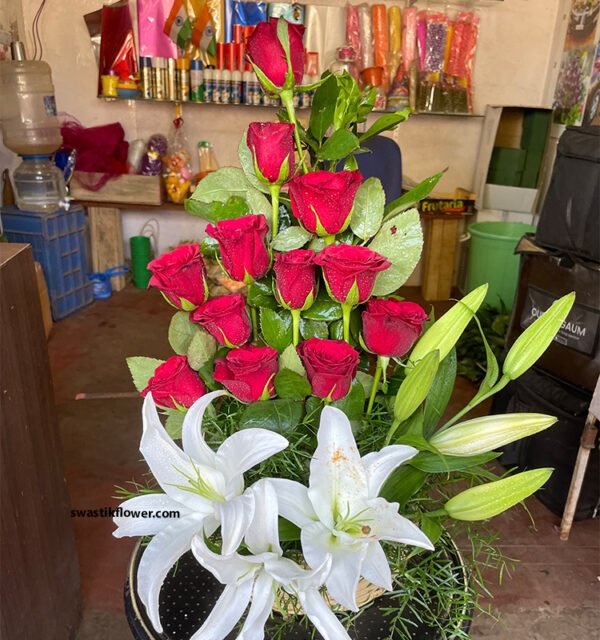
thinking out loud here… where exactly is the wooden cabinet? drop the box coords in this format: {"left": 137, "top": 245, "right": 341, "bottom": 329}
{"left": 0, "top": 244, "right": 81, "bottom": 639}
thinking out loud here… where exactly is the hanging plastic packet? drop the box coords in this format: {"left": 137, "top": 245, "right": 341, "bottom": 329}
{"left": 268, "top": 3, "right": 304, "bottom": 25}
{"left": 402, "top": 7, "right": 417, "bottom": 75}
{"left": 447, "top": 11, "right": 480, "bottom": 112}
{"left": 141, "top": 134, "right": 168, "bottom": 176}
{"left": 424, "top": 11, "right": 449, "bottom": 74}
{"left": 388, "top": 6, "right": 402, "bottom": 86}
{"left": 346, "top": 5, "right": 362, "bottom": 76}
{"left": 358, "top": 4, "right": 374, "bottom": 70}
{"left": 163, "top": 106, "right": 193, "bottom": 203}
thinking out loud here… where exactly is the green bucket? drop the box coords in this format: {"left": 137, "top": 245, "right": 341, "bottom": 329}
{"left": 466, "top": 221, "right": 535, "bottom": 310}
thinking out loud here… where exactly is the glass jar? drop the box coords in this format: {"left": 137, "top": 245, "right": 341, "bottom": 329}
{"left": 12, "top": 155, "right": 67, "bottom": 213}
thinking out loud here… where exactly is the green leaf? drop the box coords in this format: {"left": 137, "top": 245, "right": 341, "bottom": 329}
{"left": 279, "top": 344, "right": 306, "bottom": 376}
{"left": 300, "top": 318, "right": 329, "bottom": 340}
{"left": 238, "top": 132, "right": 270, "bottom": 193}
{"left": 410, "top": 285, "right": 488, "bottom": 364}
{"left": 274, "top": 369, "right": 312, "bottom": 399}
{"left": 126, "top": 356, "right": 164, "bottom": 392}
{"left": 394, "top": 351, "right": 440, "bottom": 423}
{"left": 469, "top": 315, "right": 500, "bottom": 402}
{"left": 420, "top": 516, "right": 443, "bottom": 546}
{"left": 165, "top": 411, "right": 185, "bottom": 439}
{"left": 272, "top": 226, "right": 313, "bottom": 251}
{"left": 409, "top": 451, "right": 500, "bottom": 473}
{"left": 304, "top": 395, "right": 323, "bottom": 426}
{"left": 394, "top": 434, "right": 440, "bottom": 455}
{"left": 316, "top": 129, "right": 360, "bottom": 162}
{"left": 330, "top": 379, "right": 365, "bottom": 421}
{"left": 240, "top": 399, "right": 304, "bottom": 433}
{"left": 369, "top": 208, "right": 423, "bottom": 296}
{"left": 358, "top": 108, "right": 410, "bottom": 142}
{"left": 200, "top": 237, "right": 220, "bottom": 259}
{"left": 503, "top": 292, "right": 576, "bottom": 381}
{"left": 278, "top": 518, "right": 301, "bottom": 542}
{"left": 168, "top": 312, "right": 199, "bottom": 355}
{"left": 329, "top": 319, "right": 344, "bottom": 340}
{"left": 197, "top": 357, "right": 218, "bottom": 390}
{"left": 303, "top": 291, "right": 343, "bottom": 321}
{"left": 349, "top": 177, "right": 385, "bottom": 240}
{"left": 384, "top": 169, "right": 447, "bottom": 220}
{"left": 356, "top": 371, "right": 375, "bottom": 397}
{"left": 260, "top": 308, "right": 293, "bottom": 352}
{"left": 444, "top": 468, "right": 553, "bottom": 521}
{"left": 187, "top": 329, "right": 217, "bottom": 371}
{"left": 380, "top": 465, "right": 427, "bottom": 508}
{"left": 247, "top": 278, "right": 278, "bottom": 310}
{"left": 186, "top": 167, "right": 271, "bottom": 222}
{"left": 309, "top": 73, "right": 339, "bottom": 141}
{"left": 423, "top": 348, "right": 457, "bottom": 437}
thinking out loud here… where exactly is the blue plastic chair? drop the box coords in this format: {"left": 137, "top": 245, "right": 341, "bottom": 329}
{"left": 355, "top": 135, "right": 403, "bottom": 205}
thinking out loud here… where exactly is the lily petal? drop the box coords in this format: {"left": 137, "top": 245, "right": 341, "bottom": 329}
{"left": 297, "top": 588, "right": 352, "bottom": 640}
{"left": 361, "top": 445, "right": 418, "bottom": 497}
{"left": 141, "top": 395, "right": 218, "bottom": 510}
{"left": 191, "top": 534, "right": 258, "bottom": 585}
{"left": 113, "top": 493, "right": 190, "bottom": 538}
{"left": 360, "top": 541, "right": 392, "bottom": 591}
{"left": 245, "top": 480, "right": 282, "bottom": 556}
{"left": 308, "top": 406, "right": 368, "bottom": 529}
{"left": 215, "top": 491, "right": 256, "bottom": 555}
{"left": 269, "top": 478, "right": 316, "bottom": 528}
{"left": 190, "top": 581, "right": 253, "bottom": 640}
{"left": 301, "top": 520, "right": 365, "bottom": 611}
{"left": 137, "top": 513, "right": 208, "bottom": 633}
{"left": 181, "top": 391, "right": 225, "bottom": 466}
{"left": 216, "top": 429, "right": 289, "bottom": 481}
{"left": 237, "top": 572, "right": 275, "bottom": 640}
{"left": 367, "top": 497, "right": 434, "bottom": 551}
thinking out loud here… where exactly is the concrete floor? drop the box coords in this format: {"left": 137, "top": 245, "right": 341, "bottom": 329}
{"left": 46, "top": 287, "right": 600, "bottom": 640}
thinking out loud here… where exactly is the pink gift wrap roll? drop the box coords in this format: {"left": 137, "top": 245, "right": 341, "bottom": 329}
{"left": 358, "top": 4, "right": 374, "bottom": 70}
{"left": 346, "top": 5, "right": 362, "bottom": 71}
{"left": 402, "top": 7, "right": 417, "bottom": 74}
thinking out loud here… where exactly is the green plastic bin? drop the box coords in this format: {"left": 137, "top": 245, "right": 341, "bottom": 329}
{"left": 466, "top": 222, "right": 535, "bottom": 310}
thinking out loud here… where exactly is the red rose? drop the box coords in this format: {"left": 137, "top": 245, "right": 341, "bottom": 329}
{"left": 315, "top": 244, "right": 391, "bottom": 306}
{"left": 206, "top": 215, "right": 270, "bottom": 284}
{"left": 362, "top": 300, "right": 428, "bottom": 358}
{"left": 213, "top": 345, "right": 279, "bottom": 403}
{"left": 191, "top": 293, "right": 251, "bottom": 347}
{"left": 273, "top": 249, "right": 317, "bottom": 311}
{"left": 288, "top": 170, "right": 363, "bottom": 237}
{"left": 298, "top": 338, "right": 360, "bottom": 401}
{"left": 148, "top": 244, "right": 208, "bottom": 310}
{"left": 247, "top": 122, "right": 295, "bottom": 185}
{"left": 141, "top": 355, "right": 206, "bottom": 409}
{"left": 247, "top": 18, "right": 305, "bottom": 89}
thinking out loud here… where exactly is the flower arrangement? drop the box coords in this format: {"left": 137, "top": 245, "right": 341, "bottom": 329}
{"left": 116, "top": 18, "right": 575, "bottom": 640}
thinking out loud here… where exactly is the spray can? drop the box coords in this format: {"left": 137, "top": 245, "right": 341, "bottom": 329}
{"left": 190, "top": 59, "right": 203, "bottom": 102}
{"left": 176, "top": 58, "right": 190, "bottom": 101}
{"left": 167, "top": 58, "right": 177, "bottom": 101}
{"left": 204, "top": 67, "right": 215, "bottom": 103}
{"left": 140, "top": 56, "right": 152, "bottom": 99}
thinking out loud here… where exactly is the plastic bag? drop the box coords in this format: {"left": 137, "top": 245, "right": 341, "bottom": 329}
{"left": 140, "top": 134, "right": 168, "bottom": 176}
{"left": 346, "top": 5, "right": 362, "bottom": 74}
{"left": 98, "top": 1, "right": 138, "bottom": 93}
{"left": 163, "top": 113, "right": 192, "bottom": 203}
{"left": 137, "top": 0, "right": 178, "bottom": 58}
{"left": 402, "top": 7, "right": 417, "bottom": 74}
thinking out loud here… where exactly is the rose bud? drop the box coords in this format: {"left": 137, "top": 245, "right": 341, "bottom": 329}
{"left": 246, "top": 18, "right": 305, "bottom": 89}
{"left": 191, "top": 293, "right": 251, "bottom": 347}
{"left": 206, "top": 214, "right": 270, "bottom": 285}
{"left": 315, "top": 244, "right": 391, "bottom": 306}
{"left": 273, "top": 249, "right": 317, "bottom": 311}
{"left": 288, "top": 170, "right": 363, "bottom": 237}
{"left": 247, "top": 122, "right": 295, "bottom": 186}
{"left": 141, "top": 355, "right": 206, "bottom": 410}
{"left": 362, "top": 300, "right": 428, "bottom": 358}
{"left": 298, "top": 338, "right": 360, "bottom": 401}
{"left": 213, "top": 344, "right": 279, "bottom": 403}
{"left": 147, "top": 244, "right": 208, "bottom": 310}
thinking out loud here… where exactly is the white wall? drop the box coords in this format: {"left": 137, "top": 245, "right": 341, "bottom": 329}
{"left": 12, "top": 0, "right": 564, "bottom": 258}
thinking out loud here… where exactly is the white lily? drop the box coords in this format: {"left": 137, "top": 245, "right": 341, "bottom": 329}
{"left": 190, "top": 479, "right": 352, "bottom": 640}
{"left": 271, "top": 406, "right": 434, "bottom": 611}
{"left": 113, "top": 391, "right": 288, "bottom": 633}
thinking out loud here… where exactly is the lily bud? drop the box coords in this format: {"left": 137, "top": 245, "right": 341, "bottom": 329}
{"left": 394, "top": 350, "right": 440, "bottom": 424}
{"left": 503, "top": 292, "right": 576, "bottom": 381}
{"left": 430, "top": 413, "right": 557, "bottom": 456}
{"left": 444, "top": 468, "right": 553, "bottom": 521}
{"left": 410, "top": 285, "right": 488, "bottom": 364}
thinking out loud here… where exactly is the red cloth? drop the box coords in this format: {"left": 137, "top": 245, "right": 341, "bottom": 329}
{"left": 61, "top": 120, "right": 129, "bottom": 191}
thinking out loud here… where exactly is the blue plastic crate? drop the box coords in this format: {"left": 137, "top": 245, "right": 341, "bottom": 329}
{"left": 1, "top": 205, "right": 94, "bottom": 320}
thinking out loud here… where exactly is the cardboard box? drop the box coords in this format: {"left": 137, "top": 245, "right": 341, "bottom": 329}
{"left": 70, "top": 172, "right": 163, "bottom": 205}
{"left": 482, "top": 184, "right": 538, "bottom": 213}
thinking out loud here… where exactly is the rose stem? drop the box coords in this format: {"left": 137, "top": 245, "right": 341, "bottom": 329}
{"left": 269, "top": 184, "right": 281, "bottom": 240}
{"left": 280, "top": 89, "right": 309, "bottom": 174}
{"left": 291, "top": 309, "right": 301, "bottom": 345}
{"left": 341, "top": 303, "right": 352, "bottom": 343}
{"left": 366, "top": 357, "right": 383, "bottom": 416}
{"left": 250, "top": 306, "right": 259, "bottom": 343}
{"left": 323, "top": 234, "right": 336, "bottom": 246}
